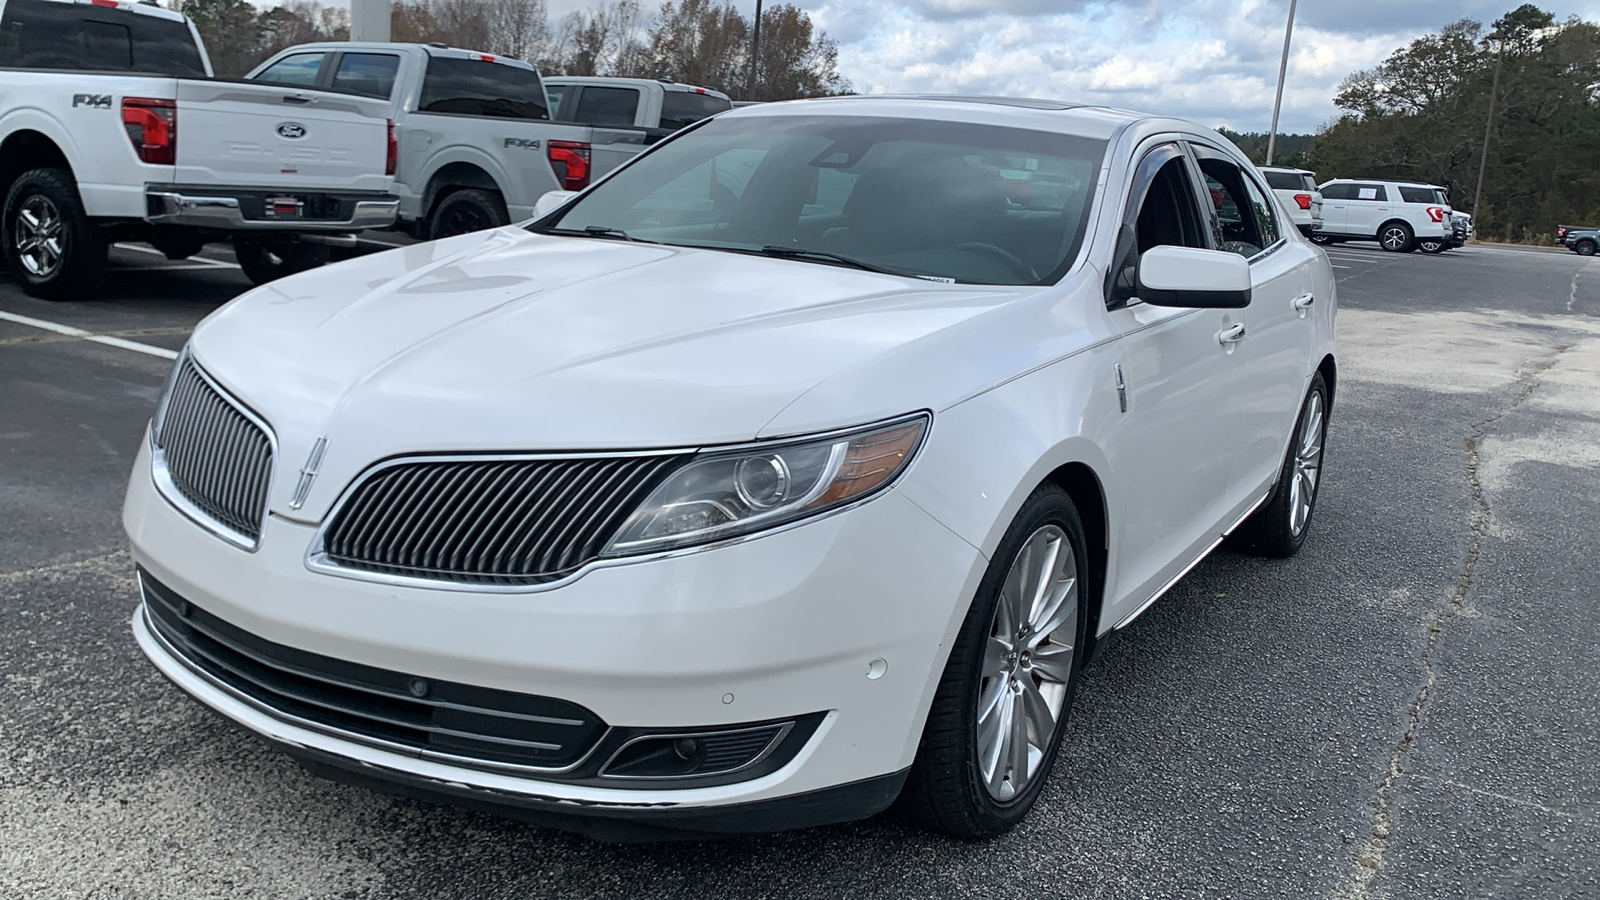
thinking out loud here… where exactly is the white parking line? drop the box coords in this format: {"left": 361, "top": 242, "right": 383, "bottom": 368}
{"left": 114, "top": 243, "right": 242, "bottom": 269}
{"left": 0, "top": 310, "right": 179, "bottom": 360}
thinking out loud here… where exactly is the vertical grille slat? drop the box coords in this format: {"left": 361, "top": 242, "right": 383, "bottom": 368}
{"left": 154, "top": 359, "right": 274, "bottom": 543}
{"left": 320, "top": 453, "right": 688, "bottom": 586}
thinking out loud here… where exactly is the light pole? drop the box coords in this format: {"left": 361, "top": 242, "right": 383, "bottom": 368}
{"left": 1266, "top": 0, "right": 1298, "bottom": 165}
{"left": 746, "top": 0, "right": 764, "bottom": 100}
{"left": 1471, "top": 40, "right": 1504, "bottom": 225}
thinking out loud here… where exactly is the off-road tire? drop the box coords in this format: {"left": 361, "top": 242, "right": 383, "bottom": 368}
{"left": 3, "top": 168, "right": 107, "bottom": 299}
{"left": 428, "top": 189, "right": 509, "bottom": 240}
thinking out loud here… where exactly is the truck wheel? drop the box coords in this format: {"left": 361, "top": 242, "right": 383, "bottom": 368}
{"left": 1576, "top": 240, "right": 1597, "bottom": 257}
{"left": 1379, "top": 221, "right": 1414, "bottom": 253}
{"left": 3, "top": 168, "right": 107, "bottom": 300}
{"left": 428, "top": 189, "right": 509, "bottom": 240}
{"left": 234, "top": 238, "right": 331, "bottom": 286}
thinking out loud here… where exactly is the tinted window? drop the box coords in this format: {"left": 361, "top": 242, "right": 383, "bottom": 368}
{"left": 572, "top": 86, "right": 639, "bottom": 127}
{"left": 0, "top": 0, "right": 205, "bottom": 76}
{"left": 1240, "top": 172, "right": 1280, "bottom": 246}
{"left": 419, "top": 57, "right": 548, "bottom": 120}
{"left": 1398, "top": 186, "right": 1435, "bottom": 204}
{"left": 541, "top": 115, "right": 1105, "bottom": 286}
{"left": 1319, "top": 183, "right": 1354, "bottom": 200}
{"left": 1353, "top": 183, "right": 1388, "bottom": 201}
{"left": 253, "top": 52, "right": 325, "bottom": 87}
{"left": 1262, "top": 170, "right": 1302, "bottom": 191}
{"left": 659, "top": 90, "right": 732, "bottom": 130}
{"left": 1197, "top": 152, "right": 1269, "bottom": 257}
{"left": 545, "top": 83, "right": 567, "bottom": 118}
{"left": 330, "top": 53, "right": 398, "bottom": 99}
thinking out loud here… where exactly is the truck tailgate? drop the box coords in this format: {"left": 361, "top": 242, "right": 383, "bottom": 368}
{"left": 174, "top": 81, "right": 390, "bottom": 193}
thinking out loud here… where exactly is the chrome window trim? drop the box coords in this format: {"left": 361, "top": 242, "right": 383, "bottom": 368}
{"left": 303, "top": 411, "right": 933, "bottom": 594}
{"left": 596, "top": 721, "right": 795, "bottom": 781}
{"left": 137, "top": 576, "right": 602, "bottom": 777}
{"left": 148, "top": 357, "right": 278, "bottom": 553}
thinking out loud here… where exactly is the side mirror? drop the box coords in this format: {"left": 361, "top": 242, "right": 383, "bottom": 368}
{"left": 1137, "top": 245, "right": 1251, "bottom": 308}
{"left": 532, "top": 190, "right": 578, "bottom": 219}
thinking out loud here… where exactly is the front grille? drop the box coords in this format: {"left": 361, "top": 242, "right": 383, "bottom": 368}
{"left": 140, "top": 571, "right": 607, "bottom": 769}
{"left": 155, "top": 358, "right": 273, "bottom": 541}
{"left": 320, "top": 454, "right": 687, "bottom": 585}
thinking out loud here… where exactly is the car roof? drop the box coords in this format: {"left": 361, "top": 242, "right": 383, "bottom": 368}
{"left": 541, "top": 76, "right": 731, "bottom": 100}
{"left": 721, "top": 94, "right": 1166, "bottom": 141}
{"left": 273, "top": 42, "right": 538, "bottom": 70}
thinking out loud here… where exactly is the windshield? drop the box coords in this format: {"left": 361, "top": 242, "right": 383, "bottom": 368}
{"left": 536, "top": 114, "right": 1106, "bottom": 286}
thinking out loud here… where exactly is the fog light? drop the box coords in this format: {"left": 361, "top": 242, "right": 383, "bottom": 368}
{"left": 600, "top": 723, "right": 789, "bottom": 779}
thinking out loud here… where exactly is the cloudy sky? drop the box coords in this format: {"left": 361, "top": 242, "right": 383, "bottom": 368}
{"left": 543, "top": 0, "right": 1600, "bottom": 134}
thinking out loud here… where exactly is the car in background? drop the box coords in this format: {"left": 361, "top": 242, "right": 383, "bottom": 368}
{"left": 1314, "top": 179, "right": 1451, "bottom": 253}
{"left": 125, "top": 96, "right": 1337, "bottom": 841}
{"left": 1557, "top": 224, "right": 1597, "bottom": 246}
{"left": 1258, "top": 165, "right": 1322, "bottom": 237}
{"left": 1563, "top": 226, "right": 1598, "bottom": 256}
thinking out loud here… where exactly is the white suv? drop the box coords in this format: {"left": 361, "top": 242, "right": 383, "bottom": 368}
{"left": 1258, "top": 166, "right": 1322, "bottom": 237}
{"left": 1313, "top": 179, "right": 1451, "bottom": 252}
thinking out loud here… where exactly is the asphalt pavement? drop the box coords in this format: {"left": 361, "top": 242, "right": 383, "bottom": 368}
{"left": 1, "top": 238, "right": 1597, "bottom": 899}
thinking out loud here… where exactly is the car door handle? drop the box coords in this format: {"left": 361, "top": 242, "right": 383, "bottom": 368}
{"left": 281, "top": 94, "right": 315, "bottom": 105}
{"left": 1292, "top": 293, "right": 1314, "bottom": 311}
{"left": 1216, "top": 323, "right": 1246, "bottom": 345}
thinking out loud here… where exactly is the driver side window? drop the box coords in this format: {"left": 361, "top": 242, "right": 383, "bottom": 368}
{"left": 1193, "top": 150, "right": 1279, "bottom": 258}
{"left": 1109, "top": 147, "right": 1207, "bottom": 306}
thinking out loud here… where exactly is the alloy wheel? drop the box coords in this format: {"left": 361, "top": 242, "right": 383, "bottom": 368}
{"left": 977, "top": 524, "right": 1078, "bottom": 802}
{"left": 1289, "top": 390, "right": 1325, "bottom": 536}
{"left": 1381, "top": 226, "right": 1409, "bottom": 251}
{"left": 15, "top": 194, "right": 64, "bottom": 278}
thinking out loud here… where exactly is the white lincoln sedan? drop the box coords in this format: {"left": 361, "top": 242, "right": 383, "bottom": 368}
{"left": 125, "top": 96, "right": 1336, "bottom": 840}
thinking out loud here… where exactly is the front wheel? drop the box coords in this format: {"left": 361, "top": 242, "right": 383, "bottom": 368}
{"left": 1379, "top": 222, "right": 1414, "bottom": 253}
{"left": 234, "top": 238, "right": 330, "bottom": 286}
{"left": 899, "top": 483, "right": 1088, "bottom": 838}
{"left": 1229, "top": 372, "right": 1329, "bottom": 558}
{"left": 3, "top": 167, "right": 107, "bottom": 299}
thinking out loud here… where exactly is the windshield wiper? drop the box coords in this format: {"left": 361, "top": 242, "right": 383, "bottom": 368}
{"left": 534, "top": 225, "right": 658, "bottom": 244}
{"left": 758, "top": 246, "right": 954, "bottom": 282}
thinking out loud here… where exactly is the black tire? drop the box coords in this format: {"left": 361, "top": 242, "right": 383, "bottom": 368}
{"left": 1379, "top": 221, "right": 1414, "bottom": 253}
{"left": 234, "top": 238, "right": 331, "bottom": 286}
{"left": 428, "top": 188, "right": 509, "bottom": 240}
{"left": 1418, "top": 238, "right": 1446, "bottom": 254}
{"left": 1309, "top": 233, "right": 1336, "bottom": 246}
{"left": 2, "top": 167, "right": 107, "bottom": 299}
{"left": 1229, "top": 372, "right": 1330, "bottom": 558}
{"left": 1576, "top": 240, "right": 1597, "bottom": 257}
{"left": 899, "top": 483, "right": 1089, "bottom": 839}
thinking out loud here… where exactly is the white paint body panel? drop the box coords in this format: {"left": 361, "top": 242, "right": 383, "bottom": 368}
{"left": 126, "top": 97, "right": 1338, "bottom": 815}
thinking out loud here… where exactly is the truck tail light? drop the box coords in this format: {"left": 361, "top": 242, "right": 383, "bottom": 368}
{"left": 1293, "top": 193, "right": 1312, "bottom": 210}
{"left": 548, "top": 140, "right": 591, "bottom": 191}
{"left": 1427, "top": 206, "right": 1445, "bottom": 222}
{"left": 122, "top": 97, "right": 176, "bottom": 166}
{"left": 385, "top": 119, "right": 397, "bottom": 176}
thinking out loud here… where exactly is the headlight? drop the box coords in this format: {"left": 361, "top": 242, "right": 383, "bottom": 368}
{"left": 149, "top": 343, "right": 188, "bottom": 444}
{"left": 603, "top": 413, "right": 930, "bottom": 556}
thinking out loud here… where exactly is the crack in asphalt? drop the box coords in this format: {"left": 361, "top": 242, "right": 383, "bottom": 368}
{"left": 1334, "top": 344, "right": 1571, "bottom": 900}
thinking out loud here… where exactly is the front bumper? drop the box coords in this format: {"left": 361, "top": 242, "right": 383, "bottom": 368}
{"left": 145, "top": 186, "right": 399, "bottom": 232}
{"left": 123, "top": 439, "right": 984, "bottom": 835}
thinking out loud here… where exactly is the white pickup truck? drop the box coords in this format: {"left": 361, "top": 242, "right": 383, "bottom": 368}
{"left": 246, "top": 45, "right": 730, "bottom": 239}
{"left": 0, "top": 0, "right": 397, "bottom": 297}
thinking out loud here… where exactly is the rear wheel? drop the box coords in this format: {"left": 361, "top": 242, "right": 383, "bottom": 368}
{"left": 1309, "top": 233, "right": 1336, "bottom": 246}
{"left": 3, "top": 167, "right": 106, "bottom": 299}
{"left": 1576, "top": 239, "right": 1597, "bottom": 257}
{"left": 234, "top": 237, "right": 330, "bottom": 286}
{"left": 428, "top": 189, "right": 509, "bottom": 240}
{"left": 1379, "top": 221, "right": 1414, "bottom": 253}
{"left": 900, "top": 484, "right": 1088, "bottom": 838}
{"left": 1229, "top": 372, "right": 1329, "bottom": 558}
{"left": 1418, "top": 238, "right": 1446, "bottom": 254}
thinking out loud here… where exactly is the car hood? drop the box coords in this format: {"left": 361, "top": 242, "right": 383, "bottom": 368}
{"left": 189, "top": 228, "right": 1033, "bottom": 520}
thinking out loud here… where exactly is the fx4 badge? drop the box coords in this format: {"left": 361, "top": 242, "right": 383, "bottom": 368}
{"left": 277, "top": 122, "right": 307, "bottom": 139}
{"left": 72, "top": 94, "right": 112, "bottom": 109}
{"left": 504, "top": 137, "right": 541, "bottom": 150}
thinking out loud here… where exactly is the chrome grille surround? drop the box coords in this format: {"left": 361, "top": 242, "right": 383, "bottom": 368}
{"left": 150, "top": 355, "right": 276, "bottom": 550}
{"left": 310, "top": 451, "right": 690, "bottom": 588}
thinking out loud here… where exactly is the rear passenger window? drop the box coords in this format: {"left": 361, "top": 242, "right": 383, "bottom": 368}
{"left": 1262, "top": 170, "right": 1301, "bottom": 191}
{"left": 330, "top": 53, "right": 399, "bottom": 99}
{"left": 254, "top": 52, "right": 325, "bottom": 86}
{"left": 1398, "top": 186, "right": 1434, "bottom": 204}
{"left": 572, "top": 87, "right": 640, "bottom": 127}
{"left": 0, "top": 0, "right": 206, "bottom": 76}
{"left": 659, "top": 90, "right": 732, "bottom": 130}
{"left": 419, "top": 57, "right": 549, "bottom": 120}
{"left": 544, "top": 84, "right": 567, "bottom": 118}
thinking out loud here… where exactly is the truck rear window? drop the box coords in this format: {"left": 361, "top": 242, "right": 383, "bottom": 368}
{"left": 418, "top": 57, "right": 548, "bottom": 120}
{"left": 659, "top": 90, "right": 732, "bottom": 130}
{"left": 0, "top": 0, "right": 205, "bottom": 76}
